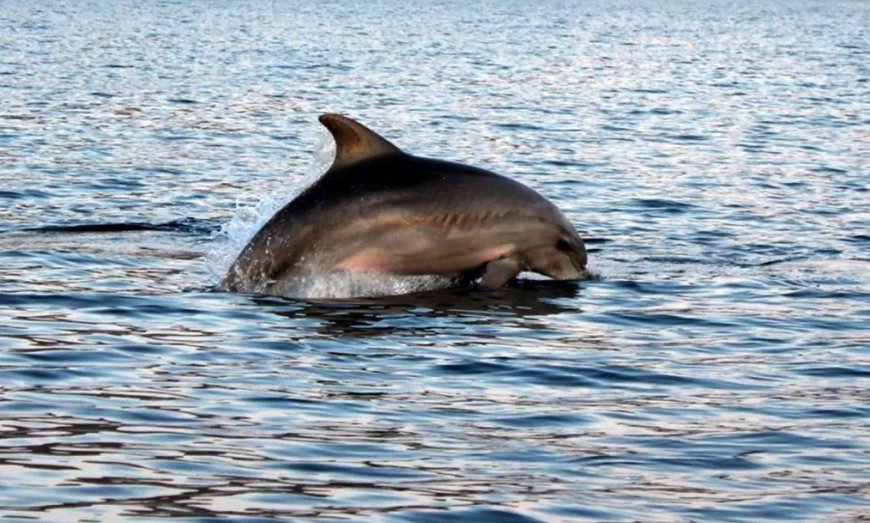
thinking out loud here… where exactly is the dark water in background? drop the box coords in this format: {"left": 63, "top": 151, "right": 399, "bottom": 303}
{"left": 1, "top": 0, "right": 868, "bottom": 521}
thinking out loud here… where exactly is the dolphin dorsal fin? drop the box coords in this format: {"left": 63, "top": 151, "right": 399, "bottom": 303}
{"left": 319, "top": 114, "right": 402, "bottom": 171}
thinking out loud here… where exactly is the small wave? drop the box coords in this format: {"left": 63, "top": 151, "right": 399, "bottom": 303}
{"left": 631, "top": 198, "right": 696, "bottom": 212}
{"left": 15, "top": 218, "right": 221, "bottom": 235}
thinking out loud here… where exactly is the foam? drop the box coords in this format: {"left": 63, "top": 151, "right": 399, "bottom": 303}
{"left": 205, "top": 131, "right": 333, "bottom": 288}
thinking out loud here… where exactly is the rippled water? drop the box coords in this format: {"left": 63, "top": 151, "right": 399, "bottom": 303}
{"left": 1, "top": 1, "right": 868, "bottom": 521}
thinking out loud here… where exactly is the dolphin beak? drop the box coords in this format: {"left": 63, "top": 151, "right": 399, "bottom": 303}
{"left": 570, "top": 249, "right": 590, "bottom": 280}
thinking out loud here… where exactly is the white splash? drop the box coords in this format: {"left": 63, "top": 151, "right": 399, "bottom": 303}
{"left": 205, "top": 131, "right": 334, "bottom": 287}
{"left": 270, "top": 271, "right": 453, "bottom": 300}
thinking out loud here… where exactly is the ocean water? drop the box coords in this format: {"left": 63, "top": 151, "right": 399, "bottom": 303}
{"left": 1, "top": 0, "right": 868, "bottom": 521}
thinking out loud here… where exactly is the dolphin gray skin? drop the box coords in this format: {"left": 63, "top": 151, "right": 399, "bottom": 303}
{"left": 224, "top": 114, "right": 587, "bottom": 295}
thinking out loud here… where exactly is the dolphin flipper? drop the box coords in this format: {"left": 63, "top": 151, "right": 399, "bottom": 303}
{"left": 479, "top": 257, "right": 522, "bottom": 288}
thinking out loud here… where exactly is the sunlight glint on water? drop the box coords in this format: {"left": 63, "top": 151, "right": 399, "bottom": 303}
{"left": 0, "top": 0, "right": 867, "bottom": 521}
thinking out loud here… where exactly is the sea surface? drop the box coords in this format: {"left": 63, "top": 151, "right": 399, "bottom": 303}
{"left": 1, "top": 1, "right": 868, "bottom": 521}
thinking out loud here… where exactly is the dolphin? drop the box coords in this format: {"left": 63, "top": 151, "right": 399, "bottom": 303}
{"left": 224, "top": 114, "right": 587, "bottom": 296}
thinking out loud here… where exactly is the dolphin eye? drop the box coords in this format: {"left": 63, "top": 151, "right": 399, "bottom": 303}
{"left": 555, "top": 239, "right": 572, "bottom": 252}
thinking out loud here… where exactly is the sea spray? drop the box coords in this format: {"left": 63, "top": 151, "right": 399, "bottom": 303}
{"left": 205, "top": 129, "right": 335, "bottom": 285}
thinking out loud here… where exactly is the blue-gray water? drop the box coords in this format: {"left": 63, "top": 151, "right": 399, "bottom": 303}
{"left": 1, "top": 1, "right": 868, "bottom": 521}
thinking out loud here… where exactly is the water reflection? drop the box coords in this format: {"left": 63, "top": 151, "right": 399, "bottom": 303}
{"left": 252, "top": 280, "right": 583, "bottom": 337}
{"left": 2, "top": 0, "right": 868, "bottom": 521}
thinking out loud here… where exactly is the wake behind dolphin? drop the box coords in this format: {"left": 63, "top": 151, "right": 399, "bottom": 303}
{"left": 224, "top": 114, "right": 588, "bottom": 298}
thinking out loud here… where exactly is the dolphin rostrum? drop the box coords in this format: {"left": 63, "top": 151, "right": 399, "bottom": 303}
{"left": 224, "top": 114, "right": 587, "bottom": 296}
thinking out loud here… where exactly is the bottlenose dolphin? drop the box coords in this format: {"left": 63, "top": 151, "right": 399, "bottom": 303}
{"left": 224, "top": 114, "right": 587, "bottom": 296}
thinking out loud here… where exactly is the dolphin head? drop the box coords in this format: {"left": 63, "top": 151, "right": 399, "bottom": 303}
{"left": 521, "top": 218, "right": 588, "bottom": 281}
